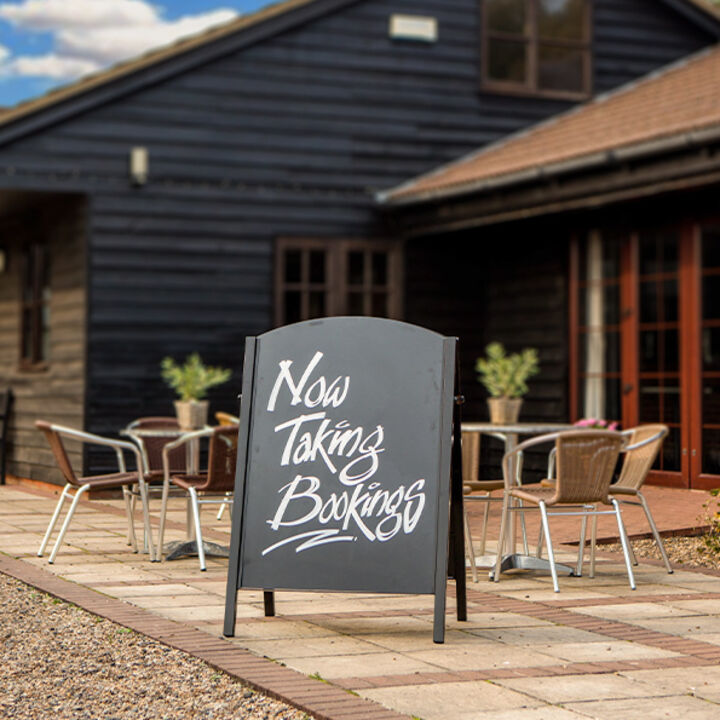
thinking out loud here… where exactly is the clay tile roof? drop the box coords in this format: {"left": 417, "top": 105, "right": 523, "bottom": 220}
{"left": 383, "top": 43, "right": 720, "bottom": 205}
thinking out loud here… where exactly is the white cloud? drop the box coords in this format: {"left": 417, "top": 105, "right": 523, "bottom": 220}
{"left": 4, "top": 52, "right": 99, "bottom": 79}
{"left": 0, "top": 1, "right": 239, "bottom": 81}
{"left": 0, "top": 0, "right": 158, "bottom": 30}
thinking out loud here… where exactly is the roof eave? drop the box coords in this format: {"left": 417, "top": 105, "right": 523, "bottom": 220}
{"left": 380, "top": 123, "right": 720, "bottom": 208}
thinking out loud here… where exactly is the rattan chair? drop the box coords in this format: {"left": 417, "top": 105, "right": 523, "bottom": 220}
{"left": 124, "top": 416, "right": 186, "bottom": 481}
{"left": 492, "top": 430, "right": 635, "bottom": 592}
{"left": 35, "top": 420, "right": 154, "bottom": 563}
{"left": 158, "top": 425, "right": 238, "bottom": 570}
{"left": 584, "top": 425, "right": 671, "bottom": 576}
{"left": 215, "top": 411, "right": 239, "bottom": 426}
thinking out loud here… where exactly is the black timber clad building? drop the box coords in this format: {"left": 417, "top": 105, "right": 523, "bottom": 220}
{"left": 0, "top": 0, "right": 718, "bottom": 482}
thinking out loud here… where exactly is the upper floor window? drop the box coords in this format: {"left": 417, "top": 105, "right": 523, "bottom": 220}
{"left": 275, "top": 238, "right": 403, "bottom": 326}
{"left": 20, "top": 242, "right": 50, "bottom": 368}
{"left": 481, "top": 0, "right": 591, "bottom": 99}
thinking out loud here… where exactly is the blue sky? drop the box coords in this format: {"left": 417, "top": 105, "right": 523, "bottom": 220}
{"left": 0, "top": 0, "right": 272, "bottom": 106}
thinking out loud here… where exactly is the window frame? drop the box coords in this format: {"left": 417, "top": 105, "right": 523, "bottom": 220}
{"left": 19, "top": 241, "right": 50, "bottom": 371}
{"left": 480, "top": 0, "right": 593, "bottom": 100}
{"left": 274, "top": 238, "right": 404, "bottom": 327}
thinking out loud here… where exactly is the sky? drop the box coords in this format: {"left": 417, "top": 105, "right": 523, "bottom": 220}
{"left": 0, "top": 0, "right": 272, "bottom": 106}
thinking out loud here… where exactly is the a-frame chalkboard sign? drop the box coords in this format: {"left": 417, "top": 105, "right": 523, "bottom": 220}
{"left": 224, "top": 317, "right": 466, "bottom": 643}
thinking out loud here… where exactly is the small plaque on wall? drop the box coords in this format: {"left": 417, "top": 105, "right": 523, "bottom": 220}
{"left": 389, "top": 14, "right": 438, "bottom": 43}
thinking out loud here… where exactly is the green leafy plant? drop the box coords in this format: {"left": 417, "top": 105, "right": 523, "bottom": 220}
{"left": 475, "top": 342, "right": 539, "bottom": 398}
{"left": 161, "top": 353, "right": 231, "bottom": 401}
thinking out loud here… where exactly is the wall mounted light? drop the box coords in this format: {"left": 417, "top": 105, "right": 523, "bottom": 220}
{"left": 0, "top": 247, "right": 6, "bottom": 274}
{"left": 129, "top": 146, "right": 149, "bottom": 186}
{"left": 389, "top": 14, "right": 438, "bottom": 43}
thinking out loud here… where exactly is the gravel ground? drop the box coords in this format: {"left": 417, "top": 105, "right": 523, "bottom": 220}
{"left": 0, "top": 572, "right": 312, "bottom": 720}
{"left": 601, "top": 534, "right": 720, "bottom": 570}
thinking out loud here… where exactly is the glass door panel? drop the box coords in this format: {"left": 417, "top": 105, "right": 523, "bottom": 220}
{"left": 701, "top": 227, "right": 720, "bottom": 477}
{"left": 636, "top": 231, "right": 681, "bottom": 473}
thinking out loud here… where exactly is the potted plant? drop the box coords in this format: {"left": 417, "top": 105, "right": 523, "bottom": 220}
{"left": 161, "top": 353, "right": 231, "bottom": 429}
{"left": 475, "top": 342, "right": 539, "bottom": 424}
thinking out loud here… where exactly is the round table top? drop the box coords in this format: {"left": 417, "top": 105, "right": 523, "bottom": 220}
{"left": 461, "top": 422, "right": 574, "bottom": 435}
{"left": 120, "top": 425, "right": 211, "bottom": 438}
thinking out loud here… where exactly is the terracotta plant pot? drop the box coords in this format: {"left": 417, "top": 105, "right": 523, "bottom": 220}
{"left": 487, "top": 397, "right": 522, "bottom": 424}
{"left": 174, "top": 400, "right": 209, "bottom": 430}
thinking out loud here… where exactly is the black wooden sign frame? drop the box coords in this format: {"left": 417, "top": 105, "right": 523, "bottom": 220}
{"left": 223, "top": 318, "right": 466, "bottom": 643}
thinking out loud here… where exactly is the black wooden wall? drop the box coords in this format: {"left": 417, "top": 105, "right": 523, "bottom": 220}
{"left": 0, "top": 0, "right": 712, "bottom": 474}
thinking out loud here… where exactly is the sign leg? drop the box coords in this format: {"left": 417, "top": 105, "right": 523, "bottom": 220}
{"left": 433, "top": 585, "right": 446, "bottom": 643}
{"left": 263, "top": 590, "right": 275, "bottom": 617}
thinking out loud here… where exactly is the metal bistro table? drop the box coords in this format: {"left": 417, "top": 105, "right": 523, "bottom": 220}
{"left": 121, "top": 425, "right": 230, "bottom": 563}
{"left": 461, "top": 421, "right": 574, "bottom": 579}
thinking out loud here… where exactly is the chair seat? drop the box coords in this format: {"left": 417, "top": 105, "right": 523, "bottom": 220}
{"left": 78, "top": 471, "right": 141, "bottom": 489}
{"left": 509, "top": 484, "right": 557, "bottom": 504}
{"left": 608, "top": 485, "right": 637, "bottom": 496}
{"left": 464, "top": 480, "right": 505, "bottom": 494}
{"left": 170, "top": 473, "right": 208, "bottom": 491}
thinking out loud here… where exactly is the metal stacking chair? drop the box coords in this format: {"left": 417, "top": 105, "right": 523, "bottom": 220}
{"left": 586, "top": 425, "right": 671, "bottom": 575}
{"left": 124, "top": 416, "right": 186, "bottom": 482}
{"left": 461, "top": 430, "right": 514, "bottom": 582}
{"left": 158, "top": 425, "right": 238, "bottom": 570}
{"left": 35, "top": 420, "right": 154, "bottom": 563}
{"left": 493, "top": 430, "right": 635, "bottom": 592}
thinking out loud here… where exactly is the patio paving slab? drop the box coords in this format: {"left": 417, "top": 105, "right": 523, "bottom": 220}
{"left": 361, "top": 681, "right": 544, "bottom": 720}
{"left": 620, "top": 665, "right": 720, "bottom": 702}
{"left": 563, "top": 694, "right": 720, "bottom": 720}
{"left": 495, "top": 673, "right": 664, "bottom": 703}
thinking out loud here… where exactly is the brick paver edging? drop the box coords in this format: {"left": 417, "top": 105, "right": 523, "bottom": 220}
{"left": 0, "top": 554, "right": 409, "bottom": 720}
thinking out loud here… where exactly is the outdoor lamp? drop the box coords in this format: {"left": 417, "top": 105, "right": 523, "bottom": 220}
{"left": 129, "top": 146, "right": 149, "bottom": 186}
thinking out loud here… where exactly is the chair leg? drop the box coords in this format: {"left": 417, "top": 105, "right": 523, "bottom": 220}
{"left": 49, "top": 485, "right": 89, "bottom": 564}
{"left": 463, "top": 508, "right": 478, "bottom": 583}
{"left": 137, "top": 479, "right": 155, "bottom": 562}
{"left": 157, "top": 476, "right": 171, "bottom": 562}
{"left": 637, "top": 491, "right": 673, "bottom": 574}
{"left": 479, "top": 495, "right": 491, "bottom": 556}
{"left": 576, "top": 512, "right": 589, "bottom": 577}
{"left": 188, "top": 487, "right": 206, "bottom": 571}
{"left": 611, "top": 498, "right": 636, "bottom": 591}
{"left": 590, "top": 514, "right": 597, "bottom": 578}
{"left": 493, "top": 493, "right": 510, "bottom": 583}
{"left": 216, "top": 492, "right": 232, "bottom": 520}
{"left": 536, "top": 522, "right": 544, "bottom": 559}
{"left": 539, "top": 501, "right": 559, "bottom": 593}
{"left": 122, "top": 486, "right": 138, "bottom": 553}
{"left": 38, "top": 485, "right": 70, "bottom": 557}
{"left": 518, "top": 499, "right": 529, "bottom": 555}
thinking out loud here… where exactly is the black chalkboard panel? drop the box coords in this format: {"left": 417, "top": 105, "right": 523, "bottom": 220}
{"left": 224, "top": 317, "right": 458, "bottom": 642}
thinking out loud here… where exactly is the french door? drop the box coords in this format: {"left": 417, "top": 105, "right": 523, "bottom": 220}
{"left": 571, "top": 222, "right": 720, "bottom": 489}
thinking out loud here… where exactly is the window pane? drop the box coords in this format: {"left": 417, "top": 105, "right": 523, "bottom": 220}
{"left": 538, "top": 0, "right": 585, "bottom": 40}
{"left": 284, "top": 250, "right": 301, "bottom": 283}
{"left": 605, "top": 377, "right": 621, "bottom": 422}
{"left": 309, "top": 251, "right": 325, "bottom": 284}
{"left": 703, "top": 275, "right": 720, "bottom": 321}
{"left": 488, "top": 38, "right": 527, "bottom": 84}
{"left": 538, "top": 45, "right": 584, "bottom": 93}
{"left": 347, "top": 292, "right": 363, "bottom": 315}
{"left": 640, "top": 281, "right": 657, "bottom": 324}
{"left": 372, "top": 292, "right": 388, "bottom": 317}
{"left": 348, "top": 251, "right": 364, "bottom": 286}
{"left": 283, "top": 291, "right": 301, "bottom": 324}
{"left": 703, "top": 327, "right": 720, "bottom": 371}
{"left": 702, "top": 227, "right": 720, "bottom": 268}
{"left": 604, "top": 284, "right": 619, "bottom": 325}
{"left": 41, "top": 305, "right": 51, "bottom": 361}
{"left": 704, "top": 378, "right": 720, "bottom": 425}
{"left": 308, "top": 291, "right": 325, "bottom": 319}
{"left": 372, "top": 252, "right": 388, "bottom": 286}
{"left": 487, "top": 0, "right": 526, "bottom": 34}
{"left": 662, "top": 427, "right": 681, "bottom": 472}
{"left": 703, "top": 429, "right": 720, "bottom": 475}
{"left": 605, "top": 330, "right": 619, "bottom": 373}
{"left": 21, "top": 309, "right": 32, "bottom": 360}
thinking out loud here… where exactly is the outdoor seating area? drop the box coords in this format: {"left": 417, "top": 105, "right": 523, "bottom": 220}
{"left": 1, "top": 475, "right": 718, "bottom": 720}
